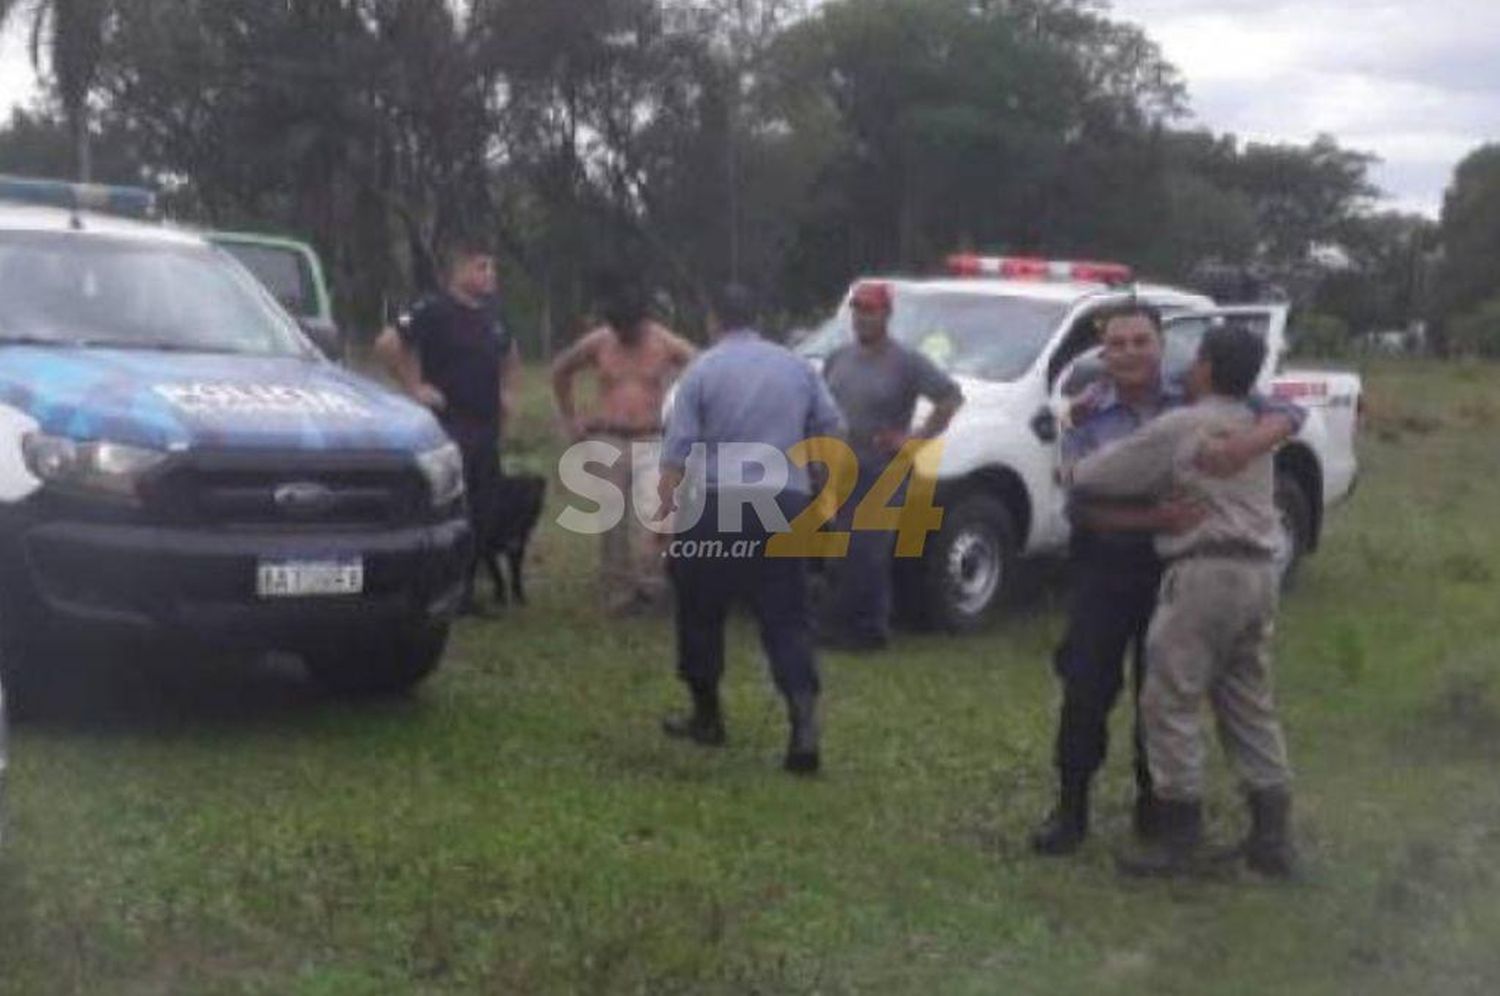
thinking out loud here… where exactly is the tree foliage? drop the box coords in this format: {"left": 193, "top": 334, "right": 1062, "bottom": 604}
{"left": 1435, "top": 144, "right": 1500, "bottom": 331}
{"left": 0, "top": 0, "right": 1408, "bottom": 349}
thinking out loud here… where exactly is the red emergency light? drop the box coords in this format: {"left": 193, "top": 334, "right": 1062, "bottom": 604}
{"left": 945, "top": 254, "right": 1133, "bottom": 286}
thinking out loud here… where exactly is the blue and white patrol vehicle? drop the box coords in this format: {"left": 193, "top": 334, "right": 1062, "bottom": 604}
{"left": 0, "top": 177, "right": 471, "bottom": 698}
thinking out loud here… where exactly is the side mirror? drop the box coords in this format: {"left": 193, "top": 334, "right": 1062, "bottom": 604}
{"left": 298, "top": 316, "right": 344, "bottom": 362}
{"left": 1030, "top": 405, "right": 1058, "bottom": 444}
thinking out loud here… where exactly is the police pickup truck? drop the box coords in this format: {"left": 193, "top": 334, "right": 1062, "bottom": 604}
{"left": 798, "top": 255, "right": 1362, "bottom": 631}
{"left": 0, "top": 178, "right": 471, "bottom": 697}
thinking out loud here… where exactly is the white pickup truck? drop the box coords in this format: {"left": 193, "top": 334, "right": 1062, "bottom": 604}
{"left": 796, "top": 255, "right": 1362, "bottom": 631}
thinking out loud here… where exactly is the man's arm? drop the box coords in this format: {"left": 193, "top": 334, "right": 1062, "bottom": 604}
{"left": 660, "top": 325, "right": 698, "bottom": 370}
{"left": 373, "top": 324, "right": 445, "bottom": 411}
{"left": 883, "top": 352, "right": 964, "bottom": 448}
{"left": 806, "top": 365, "right": 847, "bottom": 440}
{"left": 1073, "top": 495, "right": 1207, "bottom": 535}
{"left": 660, "top": 367, "right": 704, "bottom": 474}
{"left": 656, "top": 367, "right": 704, "bottom": 522}
{"left": 918, "top": 393, "right": 963, "bottom": 441}
{"left": 1196, "top": 394, "right": 1305, "bottom": 477}
{"left": 1070, "top": 411, "right": 1189, "bottom": 499}
{"left": 550, "top": 330, "right": 601, "bottom": 438}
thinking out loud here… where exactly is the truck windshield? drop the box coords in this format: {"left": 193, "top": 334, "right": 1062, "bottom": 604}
{"left": 798, "top": 290, "right": 1068, "bottom": 381}
{"left": 0, "top": 232, "right": 310, "bottom": 356}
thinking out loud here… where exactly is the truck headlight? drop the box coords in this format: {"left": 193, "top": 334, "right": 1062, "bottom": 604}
{"left": 21, "top": 433, "right": 168, "bottom": 501}
{"left": 416, "top": 442, "right": 465, "bottom": 508}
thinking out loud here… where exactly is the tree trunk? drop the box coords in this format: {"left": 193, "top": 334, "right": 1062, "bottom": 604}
{"left": 71, "top": 106, "right": 92, "bottom": 183}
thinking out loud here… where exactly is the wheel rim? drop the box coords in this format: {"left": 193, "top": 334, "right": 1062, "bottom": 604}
{"left": 947, "top": 527, "right": 1002, "bottom": 617}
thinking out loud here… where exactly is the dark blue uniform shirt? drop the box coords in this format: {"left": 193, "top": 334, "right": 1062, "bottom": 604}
{"left": 397, "top": 293, "right": 511, "bottom": 430}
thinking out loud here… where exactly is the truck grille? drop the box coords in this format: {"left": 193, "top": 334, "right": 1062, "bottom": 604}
{"left": 146, "top": 452, "right": 428, "bottom": 528}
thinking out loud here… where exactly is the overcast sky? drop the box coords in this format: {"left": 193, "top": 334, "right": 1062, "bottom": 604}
{"left": 1111, "top": 0, "right": 1499, "bottom": 216}
{"left": 4, "top": 1, "right": 1495, "bottom": 216}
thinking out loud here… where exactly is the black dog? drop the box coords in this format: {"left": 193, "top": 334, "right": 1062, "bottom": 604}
{"left": 478, "top": 472, "right": 546, "bottom": 606}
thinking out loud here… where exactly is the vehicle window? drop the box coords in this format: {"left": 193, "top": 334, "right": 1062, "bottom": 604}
{"left": 217, "top": 241, "right": 317, "bottom": 317}
{"left": 1162, "top": 313, "right": 1272, "bottom": 383}
{"left": 0, "top": 232, "right": 309, "bottom": 356}
{"left": 798, "top": 290, "right": 1068, "bottom": 382}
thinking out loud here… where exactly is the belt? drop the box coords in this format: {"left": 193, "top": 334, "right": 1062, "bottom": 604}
{"left": 1168, "top": 541, "right": 1274, "bottom": 565}
{"left": 588, "top": 423, "right": 662, "bottom": 440}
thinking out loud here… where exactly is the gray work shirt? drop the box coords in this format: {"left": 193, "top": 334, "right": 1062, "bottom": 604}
{"left": 823, "top": 340, "right": 962, "bottom": 469}
{"left": 662, "top": 329, "right": 845, "bottom": 495}
{"left": 1069, "top": 395, "right": 1278, "bottom": 560}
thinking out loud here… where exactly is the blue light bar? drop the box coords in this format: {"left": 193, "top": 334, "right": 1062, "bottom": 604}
{"left": 0, "top": 174, "right": 158, "bottom": 220}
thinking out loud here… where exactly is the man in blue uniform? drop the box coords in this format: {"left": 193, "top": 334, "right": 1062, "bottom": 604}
{"left": 375, "top": 240, "right": 522, "bottom": 616}
{"left": 657, "top": 283, "right": 845, "bottom": 774}
{"left": 1030, "top": 303, "right": 1304, "bottom": 855}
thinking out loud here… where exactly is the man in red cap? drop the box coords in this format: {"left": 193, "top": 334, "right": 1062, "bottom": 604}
{"left": 820, "top": 282, "right": 965, "bottom": 650}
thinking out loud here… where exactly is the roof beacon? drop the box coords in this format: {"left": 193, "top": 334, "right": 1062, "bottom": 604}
{"left": 0, "top": 174, "right": 159, "bottom": 221}
{"left": 945, "top": 254, "right": 1133, "bottom": 286}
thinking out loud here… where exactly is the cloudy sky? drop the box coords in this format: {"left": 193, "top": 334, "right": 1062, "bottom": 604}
{"left": 1110, "top": 0, "right": 1499, "bottom": 216}
{"left": 3, "top": 1, "right": 1495, "bottom": 216}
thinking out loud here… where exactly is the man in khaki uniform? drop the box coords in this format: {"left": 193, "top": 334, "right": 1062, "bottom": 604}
{"left": 1069, "top": 324, "right": 1297, "bottom": 879}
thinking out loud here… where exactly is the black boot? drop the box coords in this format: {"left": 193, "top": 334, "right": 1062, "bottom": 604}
{"left": 661, "top": 686, "right": 726, "bottom": 747}
{"left": 1243, "top": 787, "right": 1299, "bottom": 880}
{"left": 1031, "top": 778, "right": 1089, "bottom": 855}
{"left": 1116, "top": 798, "right": 1205, "bottom": 878}
{"left": 783, "top": 693, "right": 820, "bottom": 775}
{"left": 1133, "top": 790, "right": 1164, "bottom": 842}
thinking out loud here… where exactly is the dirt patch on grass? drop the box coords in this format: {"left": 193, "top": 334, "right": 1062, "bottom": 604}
{"left": 1398, "top": 661, "right": 1500, "bottom": 765}
{"left": 1363, "top": 394, "right": 1447, "bottom": 442}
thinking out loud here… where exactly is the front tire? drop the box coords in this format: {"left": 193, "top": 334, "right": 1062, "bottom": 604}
{"left": 303, "top": 623, "right": 449, "bottom": 697}
{"left": 0, "top": 595, "right": 47, "bottom": 720}
{"left": 908, "top": 491, "right": 1019, "bottom": 633}
{"left": 1273, "top": 475, "right": 1313, "bottom": 590}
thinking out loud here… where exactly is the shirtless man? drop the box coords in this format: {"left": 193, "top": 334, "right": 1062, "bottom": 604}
{"left": 552, "top": 282, "right": 697, "bottom": 613}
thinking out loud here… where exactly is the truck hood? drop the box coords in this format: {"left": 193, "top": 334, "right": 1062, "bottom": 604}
{"left": 0, "top": 346, "right": 448, "bottom": 453}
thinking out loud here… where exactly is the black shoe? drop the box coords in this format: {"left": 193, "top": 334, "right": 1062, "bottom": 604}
{"left": 1133, "top": 792, "right": 1165, "bottom": 842}
{"left": 1031, "top": 781, "right": 1089, "bottom": 856}
{"left": 783, "top": 750, "right": 820, "bottom": 775}
{"left": 661, "top": 687, "right": 726, "bottom": 747}
{"left": 661, "top": 712, "right": 726, "bottom": 746}
{"left": 784, "top": 693, "right": 821, "bottom": 776}
{"left": 1116, "top": 798, "right": 1207, "bottom": 878}
{"left": 1242, "top": 787, "right": 1299, "bottom": 880}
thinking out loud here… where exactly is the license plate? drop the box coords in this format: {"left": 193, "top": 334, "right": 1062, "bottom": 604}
{"left": 256, "top": 559, "right": 364, "bottom": 598}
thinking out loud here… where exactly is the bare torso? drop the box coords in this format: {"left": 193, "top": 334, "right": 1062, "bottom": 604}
{"left": 587, "top": 321, "right": 691, "bottom": 434}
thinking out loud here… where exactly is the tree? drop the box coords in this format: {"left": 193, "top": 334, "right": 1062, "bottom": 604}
{"left": 1435, "top": 144, "right": 1500, "bottom": 331}
{"left": 0, "top": 106, "right": 144, "bottom": 183}
{"left": 0, "top": 0, "right": 120, "bottom": 181}
{"left": 762, "top": 0, "right": 1185, "bottom": 309}
{"left": 1230, "top": 134, "right": 1379, "bottom": 266}
{"left": 1315, "top": 210, "right": 1436, "bottom": 334}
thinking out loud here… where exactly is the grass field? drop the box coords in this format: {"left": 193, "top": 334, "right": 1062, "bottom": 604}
{"left": 4, "top": 360, "right": 1500, "bottom": 994}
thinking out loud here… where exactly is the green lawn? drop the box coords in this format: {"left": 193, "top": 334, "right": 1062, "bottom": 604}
{"left": 4, "top": 361, "right": 1500, "bottom": 994}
